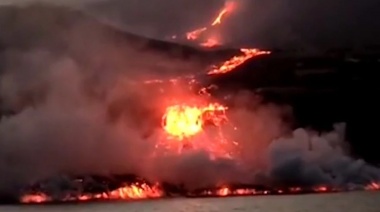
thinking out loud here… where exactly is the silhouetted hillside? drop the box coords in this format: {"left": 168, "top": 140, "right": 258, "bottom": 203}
{"left": 0, "top": 3, "right": 239, "bottom": 115}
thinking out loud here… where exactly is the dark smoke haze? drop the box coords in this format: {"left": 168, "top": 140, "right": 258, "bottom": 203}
{"left": 0, "top": 2, "right": 379, "bottom": 198}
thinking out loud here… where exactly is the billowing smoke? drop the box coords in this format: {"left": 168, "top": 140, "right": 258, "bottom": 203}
{"left": 0, "top": 2, "right": 204, "bottom": 196}
{"left": 0, "top": 2, "right": 379, "bottom": 200}
{"left": 266, "top": 124, "right": 380, "bottom": 187}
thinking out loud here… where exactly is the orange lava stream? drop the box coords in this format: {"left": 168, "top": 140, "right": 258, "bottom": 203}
{"left": 186, "top": 27, "right": 207, "bottom": 40}
{"left": 208, "top": 48, "right": 271, "bottom": 75}
{"left": 20, "top": 182, "right": 380, "bottom": 204}
{"left": 21, "top": 183, "right": 162, "bottom": 204}
{"left": 182, "top": 1, "right": 235, "bottom": 47}
{"left": 211, "top": 1, "right": 235, "bottom": 26}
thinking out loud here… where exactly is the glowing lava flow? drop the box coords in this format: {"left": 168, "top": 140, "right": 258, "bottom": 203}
{"left": 162, "top": 103, "right": 228, "bottom": 140}
{"left": 186, "top": 27, "right": 207, "bottom": 40}
{"left": 19, "top": 181, "right": 380, "bottom": 203}
{"left": 182, "top": 1, "right": 235, "bottom": 47}
{"left": 211, "top": 1, "right": 234, "bottom": 26}
{"left": 208, "top": 48, "right": 271, "bottom": 75}
{"left": 21, "top": 183, "right": 162, "bottom": 204}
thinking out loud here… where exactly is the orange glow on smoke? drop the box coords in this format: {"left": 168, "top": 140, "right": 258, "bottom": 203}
{"left": 208, "top": 48, "right": 271, "bottom": 75}
{"left": 162, "top": 103, "right": 228, "bottom": 140}
{"left": 21, "top": 183, "right": 162, "bottom": 204}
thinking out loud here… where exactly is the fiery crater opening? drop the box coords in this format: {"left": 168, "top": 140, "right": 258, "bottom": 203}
{"left": 162, "top": 103, "right": 228, "bottom": 140}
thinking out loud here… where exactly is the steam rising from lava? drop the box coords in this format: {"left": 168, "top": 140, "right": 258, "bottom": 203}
{"left": 0, "top": 2, "right": 379, "bottom": 204}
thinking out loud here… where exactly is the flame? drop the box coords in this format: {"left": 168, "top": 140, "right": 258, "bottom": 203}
{"left": 162, "top": 103, "right": 228, "bottom": 140}
{"left": 208, "top": 48, "right": 271, "bottom": 75}
{"left": 20, "top": 183, "right": 162, "bottom": 204}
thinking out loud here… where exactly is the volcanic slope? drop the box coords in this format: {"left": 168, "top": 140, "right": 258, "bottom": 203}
{"left": 0, "top": 3, "right": 241, "bottom": 116}
{"left": 205, "top": 49, "right": 380, "bottom": 163}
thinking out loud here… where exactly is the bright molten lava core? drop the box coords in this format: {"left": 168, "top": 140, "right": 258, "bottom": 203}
{"left": 162, "top": 103, "right": 228, "bottom": 140}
